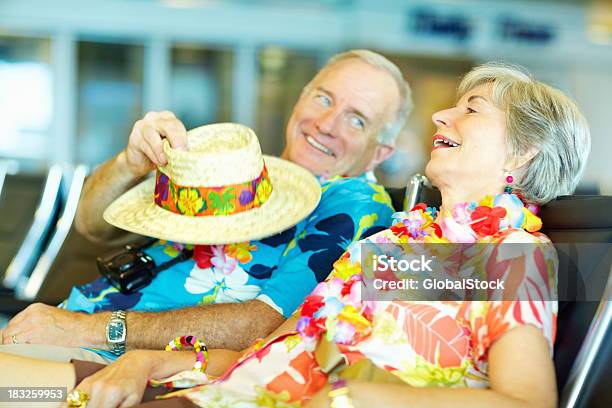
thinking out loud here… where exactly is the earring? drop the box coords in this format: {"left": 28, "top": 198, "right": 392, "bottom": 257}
{"left": 504, "top": 174, "right": 514, "bottom": 194}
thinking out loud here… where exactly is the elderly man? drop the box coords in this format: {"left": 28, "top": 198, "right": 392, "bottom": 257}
{"left": 0, "top": 50, "right": 412, "bottom": 363}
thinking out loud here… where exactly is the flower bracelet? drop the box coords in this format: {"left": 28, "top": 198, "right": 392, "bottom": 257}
{"left": 165, "top": 335, "right": 209, "bottom": 373}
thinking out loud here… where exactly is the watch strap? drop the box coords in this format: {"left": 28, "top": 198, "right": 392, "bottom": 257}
{"left": 107, "top": 310, "right": 127, "bottom": 356}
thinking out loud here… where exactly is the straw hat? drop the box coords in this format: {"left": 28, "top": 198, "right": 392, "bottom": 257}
{"left": 104, "top": 123, "right": 321, "bottom": 244}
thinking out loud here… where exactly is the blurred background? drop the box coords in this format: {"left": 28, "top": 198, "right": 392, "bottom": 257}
{"left": 1, "top": 0, "right": 611, "bottom": 190}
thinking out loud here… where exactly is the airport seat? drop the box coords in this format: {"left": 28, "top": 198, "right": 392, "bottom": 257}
{"left": 388, "top": 173, "right": 612, "bottom": 408}
{"left": 0, "top": 163, "right": 152, "bottom": 319}
{"left": 0, "top": 165, "right": 115, "bottom": 314}
{"left": 14, "top": 165, "right": 112, "bottom": 304}
{"left": 560, "top": 274, "right": 611, "bottom": 408}
{"left": 1, "top": 165, "right": 64, "bottom": 289}
{"left": 32, "top": 222, "right": 112, "bottom": 304}
{"left": 12, "top": 165, "right": 90, "bottom": 301}
{"left": 0, "top": 172, "right": 48, "bottom": 275}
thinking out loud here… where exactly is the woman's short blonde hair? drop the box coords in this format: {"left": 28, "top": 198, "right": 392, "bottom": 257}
{"left": 458, "top": 63, "right": 591, "bottom": 205}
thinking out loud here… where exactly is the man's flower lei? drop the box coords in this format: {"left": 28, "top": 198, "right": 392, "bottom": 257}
{"left": 193, "top": 245, "right": 215, "bottom": 269}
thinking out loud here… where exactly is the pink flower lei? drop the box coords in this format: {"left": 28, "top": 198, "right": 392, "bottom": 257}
{"left": 296, "top": 192, "right": 542, "bottom": 346}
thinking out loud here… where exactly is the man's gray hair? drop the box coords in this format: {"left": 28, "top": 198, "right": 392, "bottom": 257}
{"left": 308, "top": 49, "right": 413, "bottom": 146}
{"left": 458, "top": 62, "right": 591, "bottom": 204}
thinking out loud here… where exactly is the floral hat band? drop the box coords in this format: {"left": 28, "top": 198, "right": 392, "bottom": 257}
{"left": 153, "top": 164, "right": 273, "bottom": 217}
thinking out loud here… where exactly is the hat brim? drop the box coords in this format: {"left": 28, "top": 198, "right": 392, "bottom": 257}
{"left": 103, "top": 156, "right": 321, "bottom": 244}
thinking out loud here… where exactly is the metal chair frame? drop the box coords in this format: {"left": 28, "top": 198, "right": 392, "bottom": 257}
{"left": 559, "top": 268, "right": 611, "bottom": 408}
{"left": 3, "top": 165, "right": 64, "bottom": 289}
{"left": 17, "top": 164, "right": 89, "bottom": 300}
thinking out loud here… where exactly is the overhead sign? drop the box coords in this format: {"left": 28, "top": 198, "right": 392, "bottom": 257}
{"left": 409, "top": 8, "right": 556, "bottom": 46}
{"left": 411, "top": 8, "right": 471, "bottom": 42}
{"left": 499, "top": 17, "right": 556, "bottom": 44}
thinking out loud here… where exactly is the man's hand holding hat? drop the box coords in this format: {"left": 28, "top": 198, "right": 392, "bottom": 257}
{"left": 75, "top": 111, "right": 190, "bottom": 242}
{"left": 124, "top": 111, "right": 189, "bottom": 178}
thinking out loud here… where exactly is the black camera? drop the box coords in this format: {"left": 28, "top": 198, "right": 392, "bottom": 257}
{"left": 96, "top": 243, "right": 157, "bottom": 294}
{"left": 97, "top": 241, "right": 193, "bottom": 294}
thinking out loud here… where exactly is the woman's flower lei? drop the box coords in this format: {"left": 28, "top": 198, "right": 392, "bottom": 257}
{"left": 296, "top": 193, "right": 542, "bottom": 347}
{"left": 390, "top": 203, "right": 442, "bottom": 242}
{"left": 297, "top": 272, "right": 374, "bottom": 350}
{"left": 391, "top": 193, "right": 542, "bottom": 243}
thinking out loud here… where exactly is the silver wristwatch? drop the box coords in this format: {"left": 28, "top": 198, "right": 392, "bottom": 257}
{"left": 105, "top": 310, "right": 127, "bottom": 356}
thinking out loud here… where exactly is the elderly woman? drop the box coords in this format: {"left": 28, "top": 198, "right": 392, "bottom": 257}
{"left": 0, "top": 62, "right": 590, "bottom": 408}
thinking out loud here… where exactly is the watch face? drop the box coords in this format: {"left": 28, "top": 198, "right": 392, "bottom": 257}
{"left": 107, "top": 319, "right": 126, "bottom": 343}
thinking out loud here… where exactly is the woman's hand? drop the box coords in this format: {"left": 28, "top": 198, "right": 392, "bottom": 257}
{"left": 303, "top": 384, "right": 332, "bottom": 408}
{"left": 66, "top": 350, "right": 155, "bottom": 408}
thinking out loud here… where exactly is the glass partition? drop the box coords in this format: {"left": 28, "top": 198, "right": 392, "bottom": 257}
{"left": 0, "top": 36, "right": 52, "bottom": 169}
{"left": 170, "top": 45, "right": 233, "bottom": 130}
{"left": 255, "top": 47, "right": 318, "bottom": 156}
{"left": 76, "top": 40, "right": 144, "bottom": 166}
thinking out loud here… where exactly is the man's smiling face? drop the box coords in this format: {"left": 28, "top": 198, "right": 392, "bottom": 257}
{"left": 282, "top": 58, "right": 399, "bottom": 178}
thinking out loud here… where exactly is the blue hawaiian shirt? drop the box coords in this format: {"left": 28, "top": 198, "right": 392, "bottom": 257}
{"left": 62, "top": 175, "right": 393, "bottom": 359}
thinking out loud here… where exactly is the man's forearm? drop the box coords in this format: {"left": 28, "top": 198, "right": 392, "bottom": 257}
{"left": 75, "top": 151, "right": 146, "bottom": 243}
{"left": 121, "top": 300, "right": 286, "bottom": 351}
